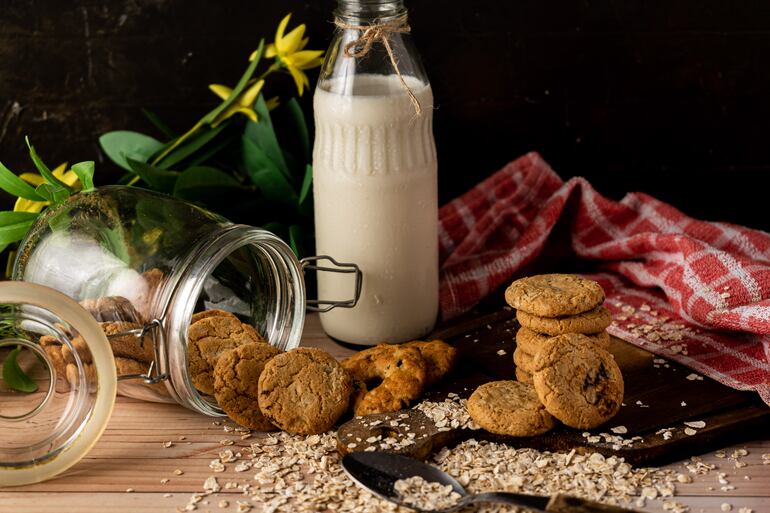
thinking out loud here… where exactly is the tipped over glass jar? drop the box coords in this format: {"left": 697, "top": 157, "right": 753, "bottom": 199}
{"left": 0, "top": 186, "right": 360, "bottom": 485}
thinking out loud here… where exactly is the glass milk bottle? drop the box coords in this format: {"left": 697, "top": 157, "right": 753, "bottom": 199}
{"left": 313, "top": 0, "right": 438, "bottom": 345}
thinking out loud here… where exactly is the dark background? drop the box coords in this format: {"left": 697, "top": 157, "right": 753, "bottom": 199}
{"left": 2, "top": 0, "right": 769, "bottom": 230}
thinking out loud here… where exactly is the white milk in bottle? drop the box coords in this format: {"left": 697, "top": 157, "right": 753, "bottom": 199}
{"left": 313, "top": 73, "right": 438, "bottom": 344}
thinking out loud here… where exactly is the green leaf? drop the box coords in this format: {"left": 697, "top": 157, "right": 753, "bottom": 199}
{"left": 298, "top": 164, "right": 313, "bottom": 206}
{"left": 99, "top": 131, "right": 165, "bottom": 171}
{"left": 202, "top": 40, "right": 265, "bottom": 125}
{"left": 126, "top": 158, "right": 180, "bottom": 193}
{"left": 25, "top": 137, "right": 73, "bottom": 193}
{"left": 157, "top": 123, "right": 227, "bottom": 170}
{"left": 288, "top": 224, "right": 306, "bottom": 257}
{"left": 35, "top": 183, "right": 69, "bottom": 206}
{"left": 0, "top": 161, "right": 45, "bottom": 201}
{"left": 141, "top": 108, "right": 176, "bottom": 139}
{"left": 242, "top": 137, "right": 297, "bottom": 206}
{"left": 285, "top": 98, "right": 310, "bottom": 162}
{"left": 71, "top": 161, "right": 95, "bottom": 192}
{"left": 2, "top": 346, "right": 38, "bottom": 393}
{"left": 0, "top": 211, "right": 36, "bottom": 246}
{"left": 244, "top": 95, "right": 290, "bottom": 179}
{"left": 173, "top": 166, "right": 242, "bottom": 200}
{"left": 184, "top": 134, "right": 234, "bottom": 168}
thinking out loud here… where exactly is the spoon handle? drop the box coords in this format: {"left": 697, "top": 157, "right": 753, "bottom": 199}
{"left": 470, "top": 492, "right": 641, "bottom": 513}
{"left": 546, "top": 493, "right": 643, "bottom": 513}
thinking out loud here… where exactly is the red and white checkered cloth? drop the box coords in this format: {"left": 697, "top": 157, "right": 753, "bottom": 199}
{"left": 438, "top": 152, "right": 770, "bottom": 406}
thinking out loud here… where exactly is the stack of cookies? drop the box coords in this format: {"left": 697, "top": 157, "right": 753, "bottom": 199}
{"left": 466, "top": 274, "right": 624, "bottom": 434}
{"left": 506, "top": 274, "right": 612, "bottom": 384}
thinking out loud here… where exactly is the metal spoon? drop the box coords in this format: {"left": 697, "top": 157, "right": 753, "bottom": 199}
{"left": 342, "top": 451, "right": 642, "bottom": 513}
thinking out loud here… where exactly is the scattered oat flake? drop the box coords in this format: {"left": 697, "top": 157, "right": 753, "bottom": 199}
{"left": 684, "top": 427, "right": 697, "bottom": 436}
{"left": 686, "top": 373, "right": 704, "bottom": 381}
{"left": 738, "top": 508, "right": 753, "bottom": 513}
{"left": 125, "top": 488, "right": 134, "bottom": 493}
{"left": 721, "top": 504, "right": 732, "bottom": 512}
{"left": 163, "top": 441, "right": 173, "bottom": 448}
{"left": 160, "top": 478, "right": 170, "bottom": 484}
{"left": 173, "top": 469, "right": 184, "bottom": 475}
{"left": 610, "top": 426, "right": 627, "bottom": 434}
{"left": 684, "top": 420, "right": 706, "bottom": 429}
{"left": 218, "top": 500, "right": 229, "bottom": 508}
{"left": 220, "top": 439, "right": 235, "bottom": 446}
{"left": 680, "top": 401, "right": 687, "bottom": 406}
{"left": 496, "top": 349, "right": 506, "bottom": 356}
{"left": 203, "top": 476, "right": 220, "bottom": 493}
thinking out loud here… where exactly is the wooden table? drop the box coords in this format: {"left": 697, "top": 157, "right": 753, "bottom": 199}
{"left": 2, "top": 314, "right": 768, "bottom": 513}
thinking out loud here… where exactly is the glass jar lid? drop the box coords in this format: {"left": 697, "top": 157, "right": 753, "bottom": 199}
{"left": 0, "top": 281, "right": 116, "bottom": 486}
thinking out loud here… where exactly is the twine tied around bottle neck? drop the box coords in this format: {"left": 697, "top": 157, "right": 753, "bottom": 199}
{"left": 334, "top": 15, "right": 422, "bottom": 116}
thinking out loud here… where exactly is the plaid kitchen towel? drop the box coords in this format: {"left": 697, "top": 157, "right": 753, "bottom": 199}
{"left": 438, "top": 152, "right": 770, "bottom": 405}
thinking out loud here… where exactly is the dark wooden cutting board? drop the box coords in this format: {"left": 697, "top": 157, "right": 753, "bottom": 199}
{"left": 337, "top": 308, "right": 770, "bottom": 466}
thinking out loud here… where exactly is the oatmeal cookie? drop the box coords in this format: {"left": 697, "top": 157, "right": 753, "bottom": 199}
{"left": 515, "top": 367, "right": 534, "bottom": 384}
{"left": 258, "top": 348, "right": 352, "bottom": 435}
{"left": 191, "top": 309, "right": 239, "bottom": 324}
{"left": 214, "top": 343, "right": 281, "bottom": 431}
{"left": 513, "top": 347, "right": 536, "bottom": 373}
{"left": 467, "top": 380, "right": 555, "bottom": 436}
{"left": 516, "top": 326, "right": 610, "bottom": 354}
{"left": 403, "top": 339, "right": 458, "bottom": 386}
{"left": 62, "top": 321, "right": 154, "bottom": 365}
{"left": 517, "top": 305, "right": 612, "bottom": 336}
{"left": 505, "top": 274, "right": 605, "bottom": 317}
{"left": 342, "top": 344, "right": 428, "bottom": 416}
{"left": 532, "top": 333, "right": 624, "bottom": 429}
{"left": 188, "top": 316, "right": 266, "bottom": 396}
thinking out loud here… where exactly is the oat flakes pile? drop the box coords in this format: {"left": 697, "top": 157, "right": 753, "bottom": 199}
{"left": 177, "top": 406, "right": 705, "bottom": 513}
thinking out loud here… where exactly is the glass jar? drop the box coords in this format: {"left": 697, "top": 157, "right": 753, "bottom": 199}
{"left": 0, "top": 186, "right": 360, "bottom": 485}
{"left": 313, "top": 0, "right": 439, "bottom": 345}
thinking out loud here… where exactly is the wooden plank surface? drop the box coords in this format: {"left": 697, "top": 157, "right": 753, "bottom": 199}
{"left": 1, "top": 313, "right": 769, "bottom": 513}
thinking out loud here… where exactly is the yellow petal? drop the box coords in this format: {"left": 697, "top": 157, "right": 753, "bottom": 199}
{"left": 287, "top": 65, "right": 309, "bottom": 96}
{"left": 240, "top": 80, "right": 264, "bottom": 107}
{"left": 275, "top": 13, "right": 291, "bottom": 48}
{"left": 18, "top": 173, "right": 45, "bottom": 186}
{"left": 287, "top": 49, "right": 324, "bottom": 68}
{"left": 14, "top": 197, "right": 45, "bottom": 214}
{"left": 234, "top": 107, "right": 258, "bottom": 123}
{"left": 265, "top": 44, "right": 278, "bottom": 59}
{"left": 209, "top": 83, "right": 233, "bottom": 101}
{"left": 50, "top": 163, "right": 69, "bottom": 179}
{"left": 278, "top": 24, "right": 306, "bottom": 55}
{"left": 60, "top": 170, "right": 81, "bottom": 188}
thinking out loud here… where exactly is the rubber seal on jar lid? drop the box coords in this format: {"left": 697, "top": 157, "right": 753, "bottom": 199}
{"left": 0, "top": 281, "right": 117, "bottom": 486}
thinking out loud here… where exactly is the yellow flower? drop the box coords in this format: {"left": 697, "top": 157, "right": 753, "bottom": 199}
{"left": 14, "top": 163, "right": 79, "bottom": 214}
{"left": 208, "top": 79, "right": 265, "bottom": 126}
{"left": 263, "top": 13, "right": 324, "bottom": 96}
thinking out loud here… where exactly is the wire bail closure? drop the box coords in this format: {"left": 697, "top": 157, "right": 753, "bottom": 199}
{"left": 301, "top": 255, "right": 363, "bottom": 313}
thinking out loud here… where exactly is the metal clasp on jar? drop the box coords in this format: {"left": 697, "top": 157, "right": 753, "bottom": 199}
{"left": 301, "top": 255, "right": 362, "bottom": 313}
{"left": 111, "top": 319, "right": 167, "bottom": 385}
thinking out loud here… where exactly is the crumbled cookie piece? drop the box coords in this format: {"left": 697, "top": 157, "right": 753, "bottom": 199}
{"left": 342, "top": 344, "right": 428, "bottom": 416}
